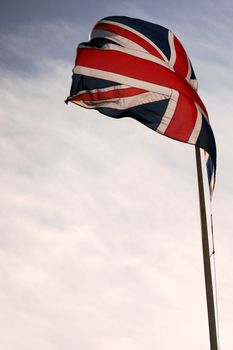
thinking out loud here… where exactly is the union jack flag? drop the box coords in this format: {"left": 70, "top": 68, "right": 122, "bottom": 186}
{"left": 66, "top": 16, "right": 216, "bottom": 195}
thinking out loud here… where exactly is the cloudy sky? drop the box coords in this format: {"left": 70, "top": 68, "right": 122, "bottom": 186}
{"left": 0, "top": 1, "right": 232, "bottom": 349}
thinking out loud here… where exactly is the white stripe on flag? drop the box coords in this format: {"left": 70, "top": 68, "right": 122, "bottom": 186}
{"left": 75, "top": 84, "right": 129, "bottom": 97}
{"left": 188, "top": 104, "right": 202, "bottom": 144}
{"left": 186, "top": 58, "right": 192, "bottom": 82}
{"left": 156, "top": 89, "right": 179, "bottom": 134}
{"left": 168, "top": 31, "right": 176, "bottom": 68}
{"left": 73, "top": 90, "right": 168, "bottom": 110}
{"left": 190, "top": 78, "right": 198, "bottom": 91}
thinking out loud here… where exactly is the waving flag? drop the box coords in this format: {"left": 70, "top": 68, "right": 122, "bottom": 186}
{"left": 66, "top": 16, "right": 216, "bottom": 194}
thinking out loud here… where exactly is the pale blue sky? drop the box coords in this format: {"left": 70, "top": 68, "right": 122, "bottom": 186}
{"left": 0, "top": 1, "right": 232, "bottom": 349}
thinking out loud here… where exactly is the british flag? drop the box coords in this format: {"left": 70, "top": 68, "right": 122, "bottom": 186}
{"left": 66, "top": 16, "right": 216, "bottom": 195}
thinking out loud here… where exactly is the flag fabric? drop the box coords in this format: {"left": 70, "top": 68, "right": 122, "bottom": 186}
{"left": 66, "top": 16, "right": 216, "bottom": 195}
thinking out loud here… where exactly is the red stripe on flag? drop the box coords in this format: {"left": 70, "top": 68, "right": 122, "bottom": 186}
{"left": 93, "top": 22, "right": 164, "bottom": 59}
{"left": 164, "top": 94, "right": 197, "bottom": 142}
{"left": 76, "top": 47, "right": 208, "bottom": 115}
{"left": 173, "top": 36, "right": 189, "bottom": 79}
{"left": 70, "top": 87, "right": 147, "bottom": 102}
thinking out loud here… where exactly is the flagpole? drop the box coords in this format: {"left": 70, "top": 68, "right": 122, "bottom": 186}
{"left": 195, "top": 147, "right": 218, "bottom": 350}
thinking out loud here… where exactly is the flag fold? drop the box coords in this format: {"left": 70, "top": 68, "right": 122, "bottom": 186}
{"left": 66, "top": 16, "right": 216, "bottom": 194}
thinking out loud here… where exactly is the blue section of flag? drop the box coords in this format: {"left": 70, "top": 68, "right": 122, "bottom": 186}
{"left": 69, "top": 75, "right": 121, "bottom": 98}
{"left": 196, "top": 116, "right": 216, "bottom": 175}
{"left": 206, "top": 156, "right": 214, "bottom": 184}
{"left": 97, "top": 99, "right": 169, "bottom": 130}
